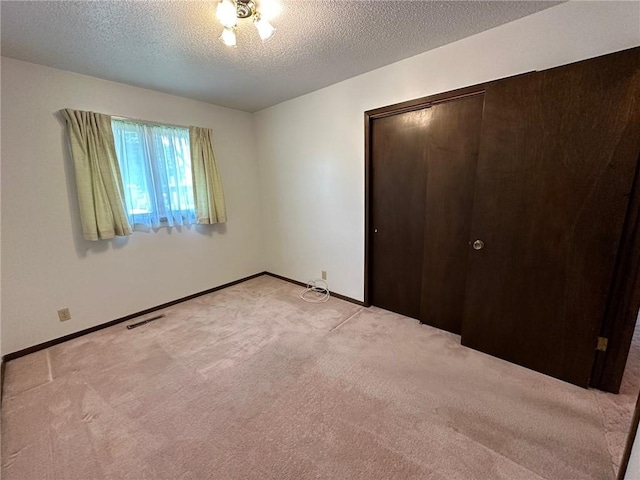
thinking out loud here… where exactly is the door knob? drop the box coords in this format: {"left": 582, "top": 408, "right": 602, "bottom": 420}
{"left": 374, "top": 229, "right": 378, "bottom": 233}
{"left": 472, "top": 240, "right": 485, "bottom": 250}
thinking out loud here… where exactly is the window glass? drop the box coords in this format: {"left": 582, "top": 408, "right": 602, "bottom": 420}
{"left": 112, "top": 120, "right": 196, "bottom": 229}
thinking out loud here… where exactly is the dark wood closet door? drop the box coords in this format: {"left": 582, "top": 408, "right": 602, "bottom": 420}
{"left": 419, "top": 94, "right": 484, "bottom": 334}
{"left": 370, "top": 108, "right": 431, "bottom": 318}
{"left": 461, "top": 48, "right": 640, "bottom": 387}
{"left": 370, "top": 94, "right": 484, "bottom": 326}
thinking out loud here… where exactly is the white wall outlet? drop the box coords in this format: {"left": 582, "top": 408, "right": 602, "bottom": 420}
{"left": 322, "top": 270, "right": 327, "bottom": 280}
{"left": 57, "top": 308, "right": 71, "bottom": 322}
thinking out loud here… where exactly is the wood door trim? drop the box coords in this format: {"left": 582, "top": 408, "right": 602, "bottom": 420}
{"left": 364, "top": 107, "right": 371, "bottom": 306}
{"left": 368, "top": 89, "right": 485, "bottom": 120}
{"left": 591, "top": 153, "right": 640, "bottom": 392}
{"left": 365, "top": 72, "right": 536, "bottom": 121}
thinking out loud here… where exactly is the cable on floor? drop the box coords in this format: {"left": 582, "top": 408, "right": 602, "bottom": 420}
{"left": 300, "top": 279, "right": 330, "bottom": 303}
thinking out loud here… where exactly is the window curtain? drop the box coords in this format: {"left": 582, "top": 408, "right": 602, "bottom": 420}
{"left": 189, "top": 127, "right": 227, "bottom": 224}
{"left": 112, "top": 120, "right": 196, "bottom": 230}
{"left": 60, "top": 109, "right": 132, "bottom": 241}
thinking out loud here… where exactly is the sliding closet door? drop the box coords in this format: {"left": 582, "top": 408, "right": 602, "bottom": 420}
{"left": 370, "top": 108, "right": 431, "bottom": 319}
{"left": 461, "top": 49, "right": 640, "bottom": 387}
{"left": 419, "top": 94, "right": 484, "bottom": 334}
{"left": 369, "top": 93, "right": 484, "bottom": 328}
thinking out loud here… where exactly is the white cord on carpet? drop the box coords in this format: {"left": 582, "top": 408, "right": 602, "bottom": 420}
{"left": 299, "top": 279, "right": 330, "bottom": 303}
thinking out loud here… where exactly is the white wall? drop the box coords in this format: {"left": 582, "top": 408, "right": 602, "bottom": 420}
{"left": 1, "top": 57, "right": 264, "bottom": 354}
{"left": 254, "top": 1, "right": 640, "bottom": 301}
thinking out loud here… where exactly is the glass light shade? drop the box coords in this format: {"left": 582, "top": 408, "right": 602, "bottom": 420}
{"left": 257, "top": 0, "right": 281, "bottom": 20}
{"left": 254, "top": 16, "right": 275, "bottom": 42}
{"left": 216, "top": 0, "right": 237, "bottom": 28}
{"left": 220, "top": 27, "right": 237, "bottom": 47}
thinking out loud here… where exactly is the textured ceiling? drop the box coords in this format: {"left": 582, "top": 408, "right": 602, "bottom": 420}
{"left": 1, "top": 1, "right": 561, "bottom": 112}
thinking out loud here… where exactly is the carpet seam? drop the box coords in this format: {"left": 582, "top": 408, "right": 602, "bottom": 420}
{"left": 46, "top": 350, "right": 53, "bottom": 382}
{"left": 444, "top": 426, "right": 552, "bottom": 480}
{"left": 329, "top": 308, "right": 364, "bottom": 332}
{"left": 2, "top": 376, "right": 54, "bottom": 401}
{"left": 196, "top": 334, "right": 277, "bottom": 377}
{"left": 337, "top": 407, "right": 549, "bottom": 480}
{"left": 153, "top": 333, "right": 212, "bottom": 383}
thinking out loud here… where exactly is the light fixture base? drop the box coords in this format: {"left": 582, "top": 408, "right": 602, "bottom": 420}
{"left": 236, "top": 0, "right": 256, "bottom": 19}
{"left": 217, "top": 0, "right": 276, "bottom": 46}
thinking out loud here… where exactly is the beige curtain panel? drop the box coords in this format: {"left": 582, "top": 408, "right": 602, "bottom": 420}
{"left": 61, "top": 109, "right": 132, "bottom": 241}
{"left": 189, "top": 126, "right": 227, "bottom": 224}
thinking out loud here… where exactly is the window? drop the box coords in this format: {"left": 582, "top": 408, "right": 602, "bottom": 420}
{"left": 111, "top": 119, "right": 196, "bottom": 229}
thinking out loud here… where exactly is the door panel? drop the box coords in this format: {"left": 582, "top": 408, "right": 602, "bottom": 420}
{"left": 461, "top": 49, "right": 640, "bottom": 387}
{"left": 370, "top": 108, "right": 431, "bottom": 318}
{"left": 420, "top": 94, "right": 484, "bottom": 334}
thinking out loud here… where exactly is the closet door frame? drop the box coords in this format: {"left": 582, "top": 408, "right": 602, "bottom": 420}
{"left": 591, "top": 153, "right": 640, "bottom": 393}
{"left": 363, "top": 63, "right": 640, "bottom": 394}
{"left": 582, "top": 48, "right": 640, "bottom": 393}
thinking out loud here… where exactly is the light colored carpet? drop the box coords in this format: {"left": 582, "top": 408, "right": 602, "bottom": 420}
{"left": 2, "top": 275, "right": 639, "bottom": 480}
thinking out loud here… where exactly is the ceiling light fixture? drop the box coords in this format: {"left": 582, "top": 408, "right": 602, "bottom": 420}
{"left": 216, "top": 0, "right": 277, "bottom": 47}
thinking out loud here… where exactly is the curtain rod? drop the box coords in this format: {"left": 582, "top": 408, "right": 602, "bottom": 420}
{"left": 111, "top": 115, "right": 190, "bottom": 130}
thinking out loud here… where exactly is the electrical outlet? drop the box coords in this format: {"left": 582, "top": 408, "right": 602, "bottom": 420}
{"left": 322, "top": 270, "right": 327, "bottom": 280}
{"left": 57, "top": 308, "right": 71, "bottom": 322}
